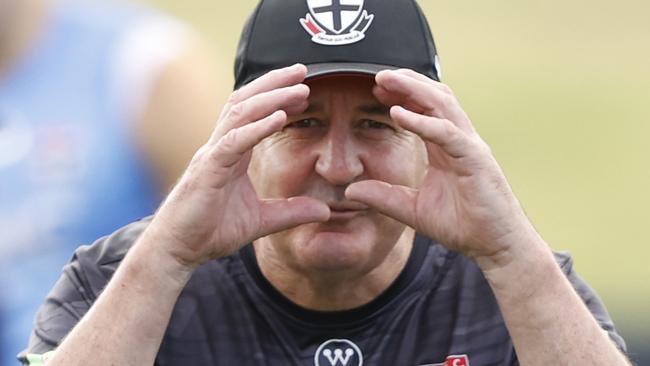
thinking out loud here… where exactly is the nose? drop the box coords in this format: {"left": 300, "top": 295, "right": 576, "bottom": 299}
{"left": 314, "top": 131, "right": 364, "bottom": 186}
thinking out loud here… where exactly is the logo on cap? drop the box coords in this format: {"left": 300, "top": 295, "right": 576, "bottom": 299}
{"left": 300, "top": 0, "right": 374, "bottom": 46}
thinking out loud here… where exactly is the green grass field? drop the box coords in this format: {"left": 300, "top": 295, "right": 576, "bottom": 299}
{"left": 143, "top": 0, "right": 650, "bottom": 349}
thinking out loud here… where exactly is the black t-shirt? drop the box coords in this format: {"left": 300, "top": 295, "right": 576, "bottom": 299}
{"left": 19, "top": 218, "right": 626, "bottom": 365}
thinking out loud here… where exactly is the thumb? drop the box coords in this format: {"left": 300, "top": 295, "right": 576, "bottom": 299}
{"left": 257, "top": 196, "right": 330, "bottom": 237}
{"left": 346, "top": 180, "right": 418, "bottom": 227}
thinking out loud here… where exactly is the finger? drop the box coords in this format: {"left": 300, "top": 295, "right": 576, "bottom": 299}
{"left": 375, "top": 70, "right": 474, "bottom": 133}
{"left": 218, "top": 64, "right": 307, "bottom": 122}
{"left": 213, "top": 83, "right": 309, "bottom": 140}
{"left": 391, "top": 69, "right": 445, "bottom": 90}
{"left": 372, "top": 84, "right": 427, "bottom": 114}
{"left": 228, "top": 63, "right": 307, "bottom": 106}
{"left": 211, "top": 110, "right": 287, "bottom": 169}
{"left": 345, "top": 180, "right": 418, "bottom": 227}
{"left": 258, "top": 196, "right": 330, "bottom": 236}
{"left": 391, "top": 106, "right": 469, "bottom": 159}
{"left": 376, "top": 70, "right": 450, "bottom": 115}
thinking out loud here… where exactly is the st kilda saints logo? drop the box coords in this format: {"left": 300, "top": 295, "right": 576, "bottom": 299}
{"left": 300, "top": 0, "right": 374, "bottom": 46}
{"left": 314, "top": 339, "right": 363, "bottom": 366}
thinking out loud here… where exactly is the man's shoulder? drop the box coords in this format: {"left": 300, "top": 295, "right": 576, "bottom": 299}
{"left": 74, "top": 216, "right": 152, "bottom": 269}
{"left": 61, "top": 217, "right": 152, "bottom": 295}
{"left": 70, "top": 217, "right": 243, "bottom": 296}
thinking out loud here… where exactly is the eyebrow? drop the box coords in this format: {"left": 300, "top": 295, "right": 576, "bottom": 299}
{"left": 303, "top": 102, "right": 324, "bottom": 114}
{"left": 358, "top": 103, "right": 390, "bottom": 115}
{"left": 301, "top": 101, "right": 389, "bottom": 115}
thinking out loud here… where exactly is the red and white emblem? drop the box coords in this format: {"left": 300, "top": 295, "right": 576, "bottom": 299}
{"left": 425, "top": 354, "right": 470, "bottom": 366}
{"left": 444, "top": 355, "right": 470, "bottom": 366}
{"left": 300, "top": 0, "right": 374, "bottom": 46}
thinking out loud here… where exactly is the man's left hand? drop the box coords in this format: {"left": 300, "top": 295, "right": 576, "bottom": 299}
{"left": 346, "top": 69, "right": 542, "bottom": 270}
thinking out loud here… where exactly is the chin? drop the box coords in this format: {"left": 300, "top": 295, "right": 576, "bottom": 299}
{"left": 261, "top": 214, "right": 405, "bottom": 274}
{"left": 291, "top": 223, "right": 377, "bottom": 272}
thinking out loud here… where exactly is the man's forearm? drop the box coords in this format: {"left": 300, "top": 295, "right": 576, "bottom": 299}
{"left": 480, "top": 235, "right": 631, "bottom": 365}
{"left": 45, "top": 228, "right": 193, "bottom": 366}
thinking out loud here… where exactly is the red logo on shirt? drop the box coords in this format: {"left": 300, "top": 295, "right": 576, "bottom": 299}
{"left": 426, "top": 354, "right": 470, "bottom": 366}
{"left": 445, "top": 355, "right": 469, "bottom": 366}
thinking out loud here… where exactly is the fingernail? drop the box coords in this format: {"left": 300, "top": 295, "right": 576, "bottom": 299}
{"left": 289, "top": 83, "right": 309, "bottom": 94}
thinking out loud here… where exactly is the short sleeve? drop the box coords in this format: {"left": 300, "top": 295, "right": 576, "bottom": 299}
{"left": 17, "top": 219, "right": 150, "bottom": 365}
{"left": 554, "top": 251, "right": 628, "bottom": 354}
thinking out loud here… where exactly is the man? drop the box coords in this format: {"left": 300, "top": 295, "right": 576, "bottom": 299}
{"left": 20, "top": 0, "right": 630, "bottom": 365}
{"left": 1, "top": 0, "right": 222, "bottom": 363}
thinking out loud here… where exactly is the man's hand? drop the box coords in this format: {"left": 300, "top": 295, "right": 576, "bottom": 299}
{"left": 346, "top": 69, "right": 631, "bottom": 365}
{"left": 149, "top": 64, "right": 330, "bottom": 268}
{"left": 345, "top": 69, "right": 540, "bottom": 270}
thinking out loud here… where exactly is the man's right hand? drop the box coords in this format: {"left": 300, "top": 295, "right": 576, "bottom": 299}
{"left": 146, "top": 64, "right": 330, "bottom": 269}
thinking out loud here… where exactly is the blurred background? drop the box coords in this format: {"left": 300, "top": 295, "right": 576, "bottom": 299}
{"left": 0, "top": 0, "right": 222, "bottom": 363}
{"left": 1, "top": 0, "right": 648, "bottom": 364}
{"left": 141, "top": 0, "right": 650, "bottom": 362}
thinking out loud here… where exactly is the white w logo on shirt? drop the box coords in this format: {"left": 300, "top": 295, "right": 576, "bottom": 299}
{"left": 323, "top": 348, "right": 355, "bottom": 365}
{"left": 314, "top": 339, "right": 363, "bottom": 366}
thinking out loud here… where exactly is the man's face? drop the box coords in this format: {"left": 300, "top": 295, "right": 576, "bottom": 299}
{"left": 250, "top": 75, "right": 427, "bottom": 274}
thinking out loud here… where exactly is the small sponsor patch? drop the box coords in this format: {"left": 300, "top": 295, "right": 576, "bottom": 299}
{"left": 420, "top": 354, "right": 470, "bottom": 366}
{"left": 314, "top": 338, "right": 363, "bottom": 366}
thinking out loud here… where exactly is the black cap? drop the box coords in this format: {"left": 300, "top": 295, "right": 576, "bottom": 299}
{"left": 234, "top": 0, "right": 441, "bottom": 89}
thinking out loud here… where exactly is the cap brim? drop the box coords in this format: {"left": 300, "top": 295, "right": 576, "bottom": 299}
{"left": 305, "top": 62, "right": 399, "bottom": 80}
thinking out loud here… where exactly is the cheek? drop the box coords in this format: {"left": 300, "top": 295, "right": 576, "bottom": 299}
{"left": 249, "top": 140, "right": 317, "bottom": 198}
{"left": 363, "top": 137, "right": 427, "bottom": 187}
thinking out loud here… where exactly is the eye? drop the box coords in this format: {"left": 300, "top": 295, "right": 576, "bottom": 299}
{"left": 359, "top": 119, "right": 394, "bottom": 131}
{"left": 282, "top": 118, "right": 327, "bottom": 140}
{"left": 286, "top": 118, "right": 323, "bottom": 129}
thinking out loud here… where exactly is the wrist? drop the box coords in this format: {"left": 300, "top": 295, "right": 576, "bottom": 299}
{"left": 127, "top": 225, "right": 198, "bottom": 289}
{"left": 476, "top": 230, "right": 558, "bottom": 296}
{"left": 145, "top": 212, "right": 212, "bottom": 267}
{"left": 472, "top": 219, "right": 545, "bottom": 271}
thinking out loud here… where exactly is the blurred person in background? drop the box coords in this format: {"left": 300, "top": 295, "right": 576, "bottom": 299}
{"left": 0, "top": 0, "right": 223, "bottom": 363}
